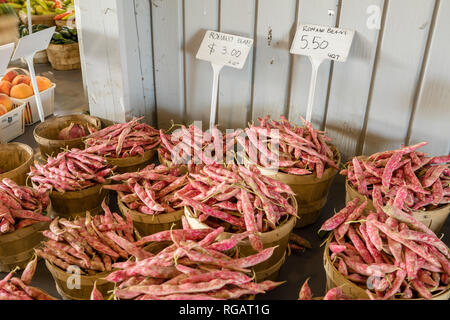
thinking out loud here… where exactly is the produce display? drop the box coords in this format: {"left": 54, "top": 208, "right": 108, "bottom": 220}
{"left": 51, "top": 26, "right": 77, "bottom": 44}
{"left": 0, "top": 102, "right": 449, "bottom": 302}
{"left": 298, "top": 278, "right": 352, "bottom": 300}
{"left": 19, "top": 0, "right": 67, "bottom": 16}
{"left": 37, "top": 202, "right": 149, "bottom": 275}
{"left": 19, "top": 22, "right": 78, "bottom": 44}
{"left": 0, "top": 256, "right": 57, "bottom": 300}
{"left": 103, "top": 226, "right": 283, "bottom": 300}
{"left": 321, "top": 199, "right": 450, "bottom": 299}
{"left": 0, "top": 178, "right": 50, "bottom": 234}
{"left": 18, "top": 23, "right": 48, "bottom": 37}
{"left": 29, "top": 148, "right": 112, "bottom": 192}
{"left": 105, "top": 164, "right": 187, "bottom": 215}
{"left": 158, "top": 123, "right": 241, "bottom": 169}
{"left": 84, "top": 117, "right": 160, "bottom": 158}
{"left": 0, "top": 2, "right": 16, "bottom": 14}
{"left": 53, "top": 0, "right": 73, "bottom": 21}
{"left": 177, "top": 163, "right": 297, "bottom": 252}
{"left": 57, "top": 122, "right": 89, "bottom": 140}
{"left": 0, "top": 69, "right": 53, "bottom": 99}
{"left": 341, "top": 142, "right": 450, "bottom": 212}
{"left": 237, "top": 115, "right": 338, "bottom": 177}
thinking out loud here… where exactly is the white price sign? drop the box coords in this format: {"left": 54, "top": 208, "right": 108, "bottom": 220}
{"left": 196, "top": 30, "right": 253, "bottom": 69}
{"left": 290, "top": 24, "right": 355, "bottom": 62}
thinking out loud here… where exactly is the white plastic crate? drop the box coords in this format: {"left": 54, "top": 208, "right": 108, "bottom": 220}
{"left": 10, "top": 83, "right": 55, "bottom": 126}
{"left": 0, "top": 102, "right": 25, "bottom": 143}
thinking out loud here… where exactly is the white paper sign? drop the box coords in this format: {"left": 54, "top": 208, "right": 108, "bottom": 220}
{"left": 11, "top": 27, "right": 56, "bottom": 60}
{"left": 0, "top": 43, "right": 15, "bottom": 76}
{"left": 196, "top": 30, "right": 253, "bottom": 69}
{"left": 290, "top": 24, "right": 355, "bottom": 62}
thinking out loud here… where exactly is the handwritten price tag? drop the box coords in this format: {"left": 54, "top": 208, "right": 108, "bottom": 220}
{"left": 196, "top": 30, "right": 253, "bottom": 69}
{"left": 290, "top": 24, "right": 355, "bottom": 62}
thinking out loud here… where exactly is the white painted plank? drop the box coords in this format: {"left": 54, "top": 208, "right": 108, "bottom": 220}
{"left": 76, "top": 0, "right": 125, "bottom": 123}
{"left": 151, "top": 0, "right": 185, "bottom": 129}
{"left": 74, "top": 0, "right": 88, "bottom": 106}
{"left": 288, "top": 0, "right": 338, "bottom": 129}
{"left": 409, "top": 1, "right": 450, "bottom": 156}
{"left": 133, "top": 0, "right": 156, "bottom": 125}
{"left": 116, "top": 0, "right": 155, "bottom": 123}
{"left": 184, "top": 0, "right": 219, "bottom": 126}
{"left": 362, "top": 0, "right": 435, "bottom": 155}
{"left": 251, "top": 0, "right": 297, "bottom": 121}
{"left": 217, "top": 0, "right": 255, "bottom": 130}
{"left": 324, "top": 0, "right": 384, "bottom": 160}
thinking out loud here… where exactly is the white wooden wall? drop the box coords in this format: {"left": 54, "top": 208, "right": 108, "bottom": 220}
{"left": 76, "top": 0, "right": 450, "bottom": 159}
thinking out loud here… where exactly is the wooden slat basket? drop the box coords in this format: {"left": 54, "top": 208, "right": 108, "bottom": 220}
{"left": 0, "top": 221, "right": 50, "bottom": 272}
{"left": 33, "top": 114, "right": 101, "bottom": 158}
{"left": 105, "top": 149, "right": 156, "bottom": 174}
{"left": 0, "top": 142, "right": 34, "bottom": 186}
{"left": 345, "top": 179, "right": 450, "bottom": 234}
{"left": 184, "top": 196, "right": 297, "bottom": 282}
{"left": 46, "top": 183, "right": 110, "bottom": 219}
{"left": 243, "top": 145, "right": 340, "bottom": 228}
{"left": 117, "top": 197, "right": 184, "bottom": 237}
{"left": 46, "top": 260, "right": 114, "bottom": 300}
{"left": 323, "top": 235, "right": 450, "bottom": 300}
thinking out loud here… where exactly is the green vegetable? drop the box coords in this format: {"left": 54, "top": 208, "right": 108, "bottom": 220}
{"left": 52, "top": 32, "right": 64, "bottom": 41}
{"left": 59, "top": 29, "right": 71, "bottom": 39}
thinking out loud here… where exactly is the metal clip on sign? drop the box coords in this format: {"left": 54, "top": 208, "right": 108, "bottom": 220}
{"left": 290, "top": 24, "right": 355, "bottom": 122}
{"left": 11, "top": 27, "right": 56, "bottom": 123}
{"left": 196, "top": 30, "right": 254, "bottom": 130}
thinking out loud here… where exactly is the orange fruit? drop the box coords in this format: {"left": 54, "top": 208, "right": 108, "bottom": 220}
{"left": 10, "top": 84, "right": 34, "bottom": 99}
{"left": 11, "top": 75, "right": 31, "bottom": 86}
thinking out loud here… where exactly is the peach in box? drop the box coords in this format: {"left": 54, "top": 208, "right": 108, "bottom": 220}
{"left": 1, "top": 70, "right": 18, "bottom": 83}
{"left": 0, "top": 94, "right": 12, "bottom": 112}
{"left": 11, "top": 75, "right": 31, "bottom": 87}
{"left": 0, "top": 81, "right": 12, "bottom": 96}
{"left": 10, "top": 84, "right": 33, "bottom": 99}
{"left": 36, "top": 76, "right": 52, "bottom": 92}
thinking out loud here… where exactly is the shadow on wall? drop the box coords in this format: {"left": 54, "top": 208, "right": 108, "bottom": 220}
{"left": 325, "top": 120, "right": 398, "bottom": 162}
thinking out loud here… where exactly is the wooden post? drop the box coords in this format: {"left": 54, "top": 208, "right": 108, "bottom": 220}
{"left": 75, "top": 0, "right": 155, "bottom": 124}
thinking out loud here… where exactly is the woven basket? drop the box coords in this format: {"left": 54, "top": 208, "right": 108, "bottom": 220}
{"left": 0, "top": 143, "right": 34, "bottom": 186}
{"left": 118, "top": 198, "right": 183, "bottom": 237}
{"left": 47, "top": 43, "right": 81, "bottom": 71}
{"left": 345, "top": 179, "right": 450, "bottom": 234}
{"left": 184, "top": 196, "right": 297, "bottom": 282}
{"left": 0, "top": 221, "right": 49, "bottom": 272}
{"left": 19, "top": 11, "right": 56, "bottom": 27}
{"left": 243, "top": 145, "right": 340, "bottom": 228}
{"left": 0, "top": 15, "right": 19, "bottom": 46}
{"left": 33, "top": 114, "right": 101, "bottom": 158}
